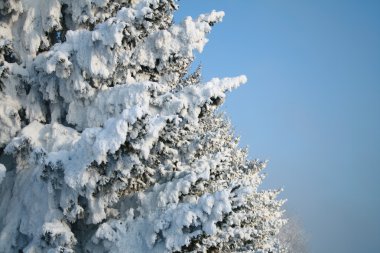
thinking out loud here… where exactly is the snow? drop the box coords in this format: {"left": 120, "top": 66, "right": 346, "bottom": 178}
{"left": 0, "top": 164, "right": 5, "bottom": 184}
{"left": 0, "top": 94, "right": 21, "bottom": 148}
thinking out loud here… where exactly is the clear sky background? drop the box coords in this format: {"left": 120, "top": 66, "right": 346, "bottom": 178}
{"left": 175, "top": 1, "right": 380, "bottom": 252}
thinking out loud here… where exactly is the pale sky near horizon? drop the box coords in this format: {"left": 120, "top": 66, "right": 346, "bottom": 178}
{"left": 176, "top": 1, "right": 380, "bottom": 252}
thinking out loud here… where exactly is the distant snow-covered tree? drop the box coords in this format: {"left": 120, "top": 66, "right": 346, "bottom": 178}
{"left": 277, "top": 215, "right": 309, "bottom": 253}
{"left": 0, "top": 1, "right": 286, "bottom": 252}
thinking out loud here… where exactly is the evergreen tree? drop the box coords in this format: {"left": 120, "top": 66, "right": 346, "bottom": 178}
{"left": 0, "top": 1, "right": 285, "bottom": 252}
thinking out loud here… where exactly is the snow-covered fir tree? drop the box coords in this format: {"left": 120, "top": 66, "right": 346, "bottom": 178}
{"left": 0, "top": 1, "right": 286, "bottom": 252}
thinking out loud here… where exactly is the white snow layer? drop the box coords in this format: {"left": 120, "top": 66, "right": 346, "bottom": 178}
{"left": 0, "top": 164, "right": 5, "bottom": 184}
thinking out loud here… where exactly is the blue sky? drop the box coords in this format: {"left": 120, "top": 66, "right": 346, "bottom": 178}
{"left": 175, "top": 1, "right": 380, "bottom": 252}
